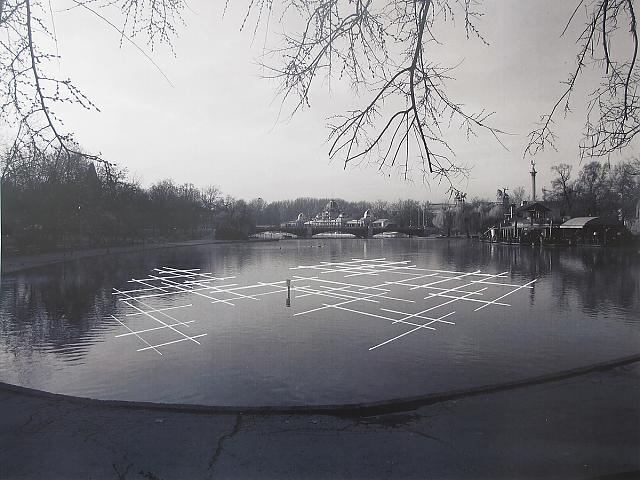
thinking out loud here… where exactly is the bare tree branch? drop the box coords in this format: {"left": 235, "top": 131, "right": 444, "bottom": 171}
{"left": 236, "top": 0, "right": 505, "bottom": 195}
{"left": 0, "top": 0, "right": 185, "bottom": 174}
{"left": 527, "top": 0, "right": 640, "bottom": 160}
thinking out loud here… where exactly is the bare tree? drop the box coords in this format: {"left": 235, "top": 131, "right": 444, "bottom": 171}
{"left": 231, "top": 0, "right": 506, "bottom": 194}
{"left": 526, "top": 0, "right": 640, "bottom": 159}
{"left": 550, "top": 163, "right": 575, "bottom": 212}
{"left": 238, "top": 1, "right": 640, "bottom": 188}
{"left": 201, "top": 185, "right": 221, "bottom": 210}
{"left": 511, "top": 186, "right": 526, "bottom": 206}
{"left": 0, "top": 0, "right": 185, "bottom": 176}
{"left": 433, "top": 202, "right": 454, "bottom": 236}
{"left": 5, "top": 1, "right": 639, "bottom": 196}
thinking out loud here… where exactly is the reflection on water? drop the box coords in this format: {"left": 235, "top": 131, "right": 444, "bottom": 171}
{"left": 1, "top": 239, "right": 639, "bottom": 405}
{"left": 1, "top": 264, "right": 116, "bottom": 362}
{"left": 1, "top": 244, "right": 274, "bottom": 360}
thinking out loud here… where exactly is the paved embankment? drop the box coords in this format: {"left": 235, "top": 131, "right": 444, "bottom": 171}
{"left": 1, "top": 363, "right": 638, "bottom": 479}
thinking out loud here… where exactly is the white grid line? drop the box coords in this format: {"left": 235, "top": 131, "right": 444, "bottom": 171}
{"left": 290, "top": 259, "right": 536, "bottom": 351}
{"left": 110, "top": 314, "right": 163, "bottom": 355}
{"left": 109, "top": 259, "right": 536, "bottom": 355}
{"left": 115, "top": 320, "right": 197, "bottom": 337}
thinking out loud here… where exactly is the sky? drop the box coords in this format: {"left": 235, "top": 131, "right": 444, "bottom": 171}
{"left": 41, "top": 0, "right": 638, "bottom": 203}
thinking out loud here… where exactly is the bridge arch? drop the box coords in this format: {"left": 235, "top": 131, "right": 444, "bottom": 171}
{"left": 254, "top": 224, "right": 432, "bottom": 239}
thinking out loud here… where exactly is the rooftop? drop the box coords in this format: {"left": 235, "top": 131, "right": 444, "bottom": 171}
{"left": 514, "top": 201, "right": 551, "bottom": 214}
{"left": 559, "top": 217, "right": 622, "bottom": 229}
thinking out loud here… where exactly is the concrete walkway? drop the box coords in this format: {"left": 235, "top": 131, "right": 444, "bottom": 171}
{"left": 1, "top": 363, "right": 638, "bottom": 479}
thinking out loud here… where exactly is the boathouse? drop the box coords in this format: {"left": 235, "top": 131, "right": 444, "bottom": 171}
{"left": 559, "top": 217, "right": 626, "bottom": 245}
{"left": 499, "top": 201, "right": 553, "bottom": 241}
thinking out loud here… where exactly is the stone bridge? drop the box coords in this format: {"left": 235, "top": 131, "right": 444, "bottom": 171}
{"left": 254, "top": 224, "right": 434, "bottom": 238}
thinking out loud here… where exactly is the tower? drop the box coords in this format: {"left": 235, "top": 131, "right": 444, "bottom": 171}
{"left": 530, "top": 159, "right": 537, "bottom": 201}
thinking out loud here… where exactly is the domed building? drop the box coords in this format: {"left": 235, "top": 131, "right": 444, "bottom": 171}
{"left": 306, "top": 200, "right": 353, "bottom": 226}
{"left": 317, "top": 200, "right": 340, "bottom": 220}
{"left": 311, "top": 200, "right": 341, "bottom": 223}
{"left": 344, "top": 209, "right": 376, "bottom": 227}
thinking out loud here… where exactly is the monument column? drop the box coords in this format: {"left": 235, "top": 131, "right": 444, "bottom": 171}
{"left": 530, "top": 160, "right": 537, "bottom": 201}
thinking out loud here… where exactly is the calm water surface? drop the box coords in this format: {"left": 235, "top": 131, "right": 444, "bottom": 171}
{"left": 1, "top": 239, "right": 639, "bottom": 405}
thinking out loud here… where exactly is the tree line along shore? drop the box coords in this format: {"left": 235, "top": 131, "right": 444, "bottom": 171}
{"left": 2, "top": 151, "right": 639, "bottom": 256}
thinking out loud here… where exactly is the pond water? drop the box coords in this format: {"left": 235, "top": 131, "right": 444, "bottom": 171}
{"left": 1, "top": 239, "right": 639, "bottom": 406}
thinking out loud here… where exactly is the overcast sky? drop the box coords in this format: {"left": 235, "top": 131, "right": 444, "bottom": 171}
{"left": 46, "top": 0, "right": 637, "bottom": 203}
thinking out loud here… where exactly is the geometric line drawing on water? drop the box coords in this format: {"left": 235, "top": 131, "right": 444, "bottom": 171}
{"left": 110, "top": 266, "right": 311, "bottom": 355}
{"left": 110, "top": 259, "right": 536, "bottom": 355}
{"left": 289, "top": 258, "right": 537, "bottom": 351}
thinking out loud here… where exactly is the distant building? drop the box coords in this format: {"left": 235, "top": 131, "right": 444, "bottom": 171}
{"left": 372, "top": 218, "right": 392, "bottom": 228}
{"left": 539, "top": 199, "right": 571, "bottom": 223}
{"left": 559, "top": 217, "right": 627, "bottom": 245}
{"left": 299, "top": 200, "right": 379, "bottom": 228}
{"left": 283, "top": 213, "right": 307, "bottom": 227}
{"left": 498, "top": 201, "right": 553, "bottom": 241}
{"left": 513, "top": 201, "right": 552, "bottom": 223}
{"left": 304, "top": 200, "right": 352, "bottom": 226}
{"left": 345, "top": 209, "right": 374, "bottom": 227}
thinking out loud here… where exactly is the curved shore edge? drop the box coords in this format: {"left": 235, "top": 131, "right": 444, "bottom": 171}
{"left": 2, "top": 352, "right": 639, "bottom": 417}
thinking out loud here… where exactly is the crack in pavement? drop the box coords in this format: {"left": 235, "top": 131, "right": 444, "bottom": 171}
{"left": 112, "top": 459, "right": 133, "bottom": 480}
{"left": 406, "top": 428, "right": 451, "bottom": 446}
{"left": 207, "top": 413, "right": 244, "bottom": 473}
{"left": 138, "top": 470, "right": 164, "bottom": 480}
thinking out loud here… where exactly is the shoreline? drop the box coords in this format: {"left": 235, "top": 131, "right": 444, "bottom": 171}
{"left": 476, "top": 237, "right": 640, "bottom": 249}
{"left": 0, "top": 237, "right": 277, "bottom": 275}
{"left": 1, "top": 352, "right": 639, "bottom": 417}
{"left": 1, "top": 361, "right": 638, "bottom": 478}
